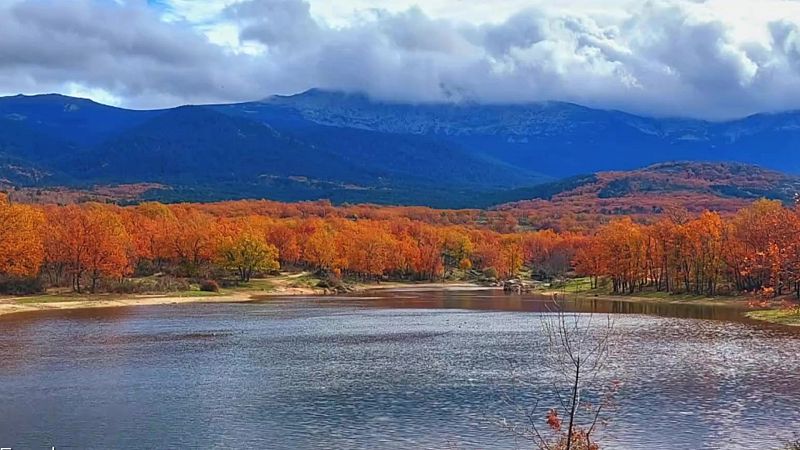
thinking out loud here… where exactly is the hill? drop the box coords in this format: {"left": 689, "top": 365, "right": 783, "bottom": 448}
{"left": 493, "top": 162, "right": 800, "bottom": 231}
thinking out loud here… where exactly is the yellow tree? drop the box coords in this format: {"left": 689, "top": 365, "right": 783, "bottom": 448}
{"left": 441, "top": 228, "right": 474, "bottom": 275}
{"left": 499, "top": 234, "right": 524, "bottom": 279}
{"left": 217, "top": 219, "right": 279, "bottom": 282}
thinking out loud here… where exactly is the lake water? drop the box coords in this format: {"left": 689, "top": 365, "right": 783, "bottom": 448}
{"left": 1, "top": 288, "right": 799, "bottom": 449}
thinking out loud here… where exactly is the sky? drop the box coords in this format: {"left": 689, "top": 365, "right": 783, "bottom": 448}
{"left": 2, "top": 0, "right": 800, "bottom": 119}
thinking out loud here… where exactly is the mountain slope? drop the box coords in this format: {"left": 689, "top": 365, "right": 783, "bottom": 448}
{"left": 0, "top": 94, "right": 159, "bottom": 146}
{"left": 3, "top": 91, "right": 800, "bottom": 207}
{"left": 0, "top": 94, "right": 549, "bottom": 206}
{"left": 212, "top": 97, "right": 547, "bottom": 189}
{"left": 259, "top": 90, "right": 800, "bottom": 177}
{"left": 65, "top": 106, "right": 365, "bottom": 184}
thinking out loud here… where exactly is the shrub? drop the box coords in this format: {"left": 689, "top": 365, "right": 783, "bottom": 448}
{"left": 133, "top": 260, "right": 158, "bottom": 277}
{"left": 219, "top": 279, "right": 240, "bottom": 288}
{"left": 199, "top": 280, "right": 220, "bottom": 292}
{"left": 0, "top": 277, "right": 45, "bottom": 295}
{"left": 483, "top": 267, "right": 499, "bottom": 280}
{"left": 105, "top": 277, "right": 191, "bottom": 294}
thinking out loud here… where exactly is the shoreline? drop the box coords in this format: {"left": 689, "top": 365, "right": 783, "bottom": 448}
{"left": 539, "top": 289, "right": 800, "bottom": 326}
{"left": 0, "top": 279, "right": 490, "bottom": 319}
{"left": 0, "top": 293, "right": 255, "bottom": 318}
{"left": 538, "top": 290, "right": 750, "bottom": 307}
{"left": 1, "top": 278, "right": 796, "bottom": 327}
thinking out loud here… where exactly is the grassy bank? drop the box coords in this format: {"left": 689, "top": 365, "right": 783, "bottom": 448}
{"left": 541, "top": 277, "right": 800, "bottom": 326}
{"left": 746, "top": 309, "right": 800, "bottom": 327}
{"left": 537, "top": 277, "right": 745, "bottom": 306}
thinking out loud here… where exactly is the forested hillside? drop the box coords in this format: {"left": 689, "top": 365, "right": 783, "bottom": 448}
{"left": 493, "top": 162, "right": 800, "bottom": 230}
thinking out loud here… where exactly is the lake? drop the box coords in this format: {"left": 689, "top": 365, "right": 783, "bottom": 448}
{"left": 1, "top": 288, "right": 798, "bottom": 449}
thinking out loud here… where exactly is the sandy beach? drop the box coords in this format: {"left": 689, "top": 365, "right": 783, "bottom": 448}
{"left": 0, "top": 274, "right": 492, "bottom": 319}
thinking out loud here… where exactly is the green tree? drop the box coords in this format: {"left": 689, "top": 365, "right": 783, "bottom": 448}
{"left": 218, "top": 232, "right": 279, "bottom": 282}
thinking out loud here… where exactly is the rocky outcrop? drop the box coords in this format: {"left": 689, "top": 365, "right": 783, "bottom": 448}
{"left": 502, "top": 279, "right": 534, "bottom": 294}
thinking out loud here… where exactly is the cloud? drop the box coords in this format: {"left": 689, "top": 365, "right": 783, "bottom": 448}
{"left": 226, "top": 0, "right": 321, "bottom": 49}
{"left": 4, "top": 0, "right": 800, "bottom": 118}
{"left": 0, "top": 0, "right": 260, "bottom": 108}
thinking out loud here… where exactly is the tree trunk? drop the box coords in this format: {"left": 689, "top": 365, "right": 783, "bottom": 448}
{"left": 566, "top": 358, "right": 581, "bottom": 450}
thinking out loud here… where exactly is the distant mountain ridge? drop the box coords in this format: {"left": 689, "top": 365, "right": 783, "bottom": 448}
{"left": 0, "top": 92, "right": 544, "bottom": 206}
{"left": 259, "top": 90, "right": 800, "bottom": 177}
{"left": 1, "top": 90, "right": 800, "bottom": 207}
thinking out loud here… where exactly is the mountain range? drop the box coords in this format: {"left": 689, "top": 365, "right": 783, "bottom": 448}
{"left": 1, "top": 89, "right": 800, "bottom": 208}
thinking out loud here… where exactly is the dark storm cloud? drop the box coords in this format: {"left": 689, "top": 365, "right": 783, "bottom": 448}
{"left": 0, "top": 0, "right": 261, "bottom": 107}
{"left": 4, "top": 0, "right": 800, "bottom": 118}
{"left": 226, "top": 0, "right": 321, "bottom": 49}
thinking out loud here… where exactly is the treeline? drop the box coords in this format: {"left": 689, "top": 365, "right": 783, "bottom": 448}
{"left": 574, "top": 199, "right": 800, "bottom": 297}
{"left": 1, "top": 195, "right": 799, "bottom": 298}
{"left": 0, "top": 195, "right": 580, "bottom": 293}
{"left": 169, "top": 199, "right": 521, "bottom": 231}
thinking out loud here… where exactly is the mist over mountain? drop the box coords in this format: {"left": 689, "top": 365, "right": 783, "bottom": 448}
{"left": 258, "top": 90, "right": 800, "bottom": 177}
{"left": 1, "top": 89, "right": 800, "bottom": 207}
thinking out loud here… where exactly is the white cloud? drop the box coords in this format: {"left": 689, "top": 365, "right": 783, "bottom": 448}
{"left": 65, "top": 83, "right": 123, "bottom": 106}
{"left": 4, "top": 0, "right": 800, "bottom": 118}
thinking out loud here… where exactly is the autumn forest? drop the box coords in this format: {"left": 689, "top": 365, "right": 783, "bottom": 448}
{"left": 0, "top": 192, "right": 798, "bottom": 301}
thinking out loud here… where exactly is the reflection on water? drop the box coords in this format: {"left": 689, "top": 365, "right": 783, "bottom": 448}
{"left": 0, "top": 289, "right": 798, "bottom": 449}
{"left": 330, "top": 288, "right": 760, "bottom": 323}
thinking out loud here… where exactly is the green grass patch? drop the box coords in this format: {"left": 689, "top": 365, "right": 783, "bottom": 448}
{"left": 220, "top": 278, "right": 277, "bottom": 294}
{"left": 539, "top": 277, "right": 742, "bottom": 302}
{"left": 171, "top": 290, "right": 224, "bottom": 298}
{"left": 621, "top": 290, "right": 740, "bottom": 302}
{"left": 539, "top": 277, "right": 600, "bottom": 294}
{"left": 13, "top": 288, "right": 223, "bottom": 304}
{"left": 746, "top": 309, "right": 800, "bottom": 326}
{"left": 12, "top": 293, "right": 137, "bottom": 304}
{"left": 288, "top": 274, "right": 322, "bottom": 289}
{"left": 14, "top": 294, "right": 93, "bottom": 304}
{"left": 558, "top": 277, "right": 596, "bottom": 293}
{"left": 238, "top": 279, "right": 277, "bottom": 291}
{"left": 631, "top": 291, "right": 710, "bottom": 301}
